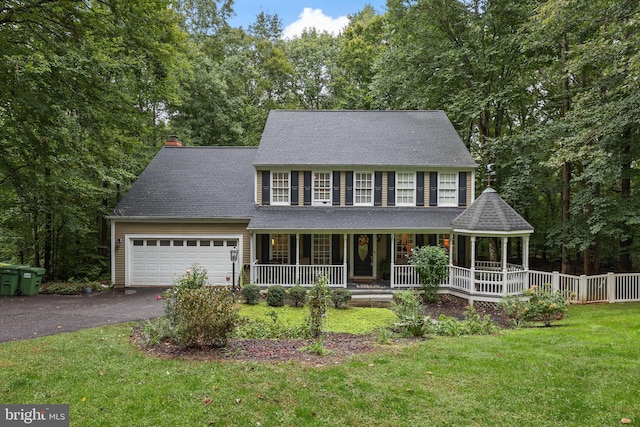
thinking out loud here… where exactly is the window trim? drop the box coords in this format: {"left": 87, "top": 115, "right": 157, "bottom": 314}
{"left": 270, "top": 171, "right": 290, "bottom": 206}
{"left": 395, "top": 172, "right": 416, "bottom": 206}
{"left": 312, "top": 171, "right": 332, "bottom": 206}
{"left": 353, "top": 171, "right": 374, "bottom": 206}
{"left": 438, "top": 171, "right": 458, "bottom": 207}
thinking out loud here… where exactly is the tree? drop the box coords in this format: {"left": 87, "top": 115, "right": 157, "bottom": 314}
{"left": 408, "top": 246, "right": 449, "bottom": 303}
{"left": 285, "top": 29, "right": 339, "bottom": 110}
{"left": 332, "top": 5, "right": 385, "bottom": 109}
{"left": 0, "top": 0, "right": 189, "bottom": 278}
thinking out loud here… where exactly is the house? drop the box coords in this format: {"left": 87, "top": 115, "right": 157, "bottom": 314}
{"left": 110, "top": 110, "right": 534, "bottom": 302}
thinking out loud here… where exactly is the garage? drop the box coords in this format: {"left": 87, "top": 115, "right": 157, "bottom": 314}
{"left": 127, "top": 236, "right": 242, "bottom": 286}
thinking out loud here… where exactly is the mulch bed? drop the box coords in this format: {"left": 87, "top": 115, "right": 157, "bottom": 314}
{"left": 134, "top": 296, "right": 508, "bottom": 364}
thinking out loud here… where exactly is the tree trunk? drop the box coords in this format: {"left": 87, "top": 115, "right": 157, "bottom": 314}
{"left": 619, "top": 130, "right": 633, "bottom": 271}
{"left": 560, "top": 32, "right": 571, "bottom": 274}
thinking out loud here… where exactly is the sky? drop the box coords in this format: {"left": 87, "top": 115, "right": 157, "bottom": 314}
{"left": 228, "top": 1, "right": 387, "bottom": 39}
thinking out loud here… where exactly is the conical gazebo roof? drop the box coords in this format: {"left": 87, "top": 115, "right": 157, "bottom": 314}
{"left": 451, "top": 187, "right": 533, "bottom": 234}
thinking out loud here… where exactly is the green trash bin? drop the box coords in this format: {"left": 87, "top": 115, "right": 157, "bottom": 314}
{"left": 17, "top": 266, "right": 46, "bottom": 296}
{"left": 1, "top": 266, "right": 21, "bottom": 296}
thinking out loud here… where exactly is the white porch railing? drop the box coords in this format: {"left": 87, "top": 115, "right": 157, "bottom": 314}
{"left": 251, "top": 262, "right": 346, "bottom": 287}
{"left": 250, "top": 262, "right": 640, "bottom": 304}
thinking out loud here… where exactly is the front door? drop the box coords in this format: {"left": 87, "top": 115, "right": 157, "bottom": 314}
{"left": 353, "top": 234, "right": 373, "bottom": 276}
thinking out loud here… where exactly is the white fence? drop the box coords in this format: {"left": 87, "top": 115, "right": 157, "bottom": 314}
{"left": 251, "top": 262, "right": 346, "bottom": 287}
{"left": 393, "top": 265, "right": 640, "bottom": 304}
{"left": 251, "top": 262, "right": 640, "bottom": 304}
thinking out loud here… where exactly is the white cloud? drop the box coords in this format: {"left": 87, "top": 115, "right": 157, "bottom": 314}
{"left": 283, "top": 8, "right": 350, "bottom": 39}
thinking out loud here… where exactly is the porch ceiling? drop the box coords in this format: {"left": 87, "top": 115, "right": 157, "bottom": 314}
{"left": 247, "top": 206, "right": 465, "bottom": 233}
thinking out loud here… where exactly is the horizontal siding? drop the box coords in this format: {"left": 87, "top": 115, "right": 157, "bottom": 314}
{"left": 113, "top": 221, "right": 250, "bottom": 286}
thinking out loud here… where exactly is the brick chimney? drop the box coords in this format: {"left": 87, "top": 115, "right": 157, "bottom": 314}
{"left": 165, "top": 136, "right": 182, "bottom": 147}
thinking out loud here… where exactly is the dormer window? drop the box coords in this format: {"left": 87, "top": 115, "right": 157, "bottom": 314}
{"left": 271, "top": 171, "right": 290, "bottom": 205}
{"left": 313, "top": 172, "right": 331, "bottom": 205}
{"left": 396, "top": 172, "right": 415, "bottom": 206}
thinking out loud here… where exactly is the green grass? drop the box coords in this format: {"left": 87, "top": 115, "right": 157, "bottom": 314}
{"left": 239, "top": 303, "right": 397, "bottom": 334}
{"left": 1, "top": 303, "right": 639, "bottom": 426}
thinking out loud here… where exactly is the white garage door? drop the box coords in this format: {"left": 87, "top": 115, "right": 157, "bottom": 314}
{"left": 129, "top": 237, "right": 241, "bottom": 286}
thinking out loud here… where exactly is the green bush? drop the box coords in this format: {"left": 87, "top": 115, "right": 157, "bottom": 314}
{"left": 307, "top": 274, "right": 332, "bottom": 338}
{"left": 500, "top": 284, "right": 571, "bottom": 327}
{"left": 288, "top": 285, "right": 307, "bottom": 307}
{"left": 166, "top": 286, "right": 239, "bottom": 349}
{"left": 391, "top": 290, "right": 428, "bottom": 337}
{"left": 331, "top": 288, "right": 353, "bottom": 308}
{"left": 460, "top": 306, "right": 498, "bottom": 335}
{"left": 241, "top": 284, "right": 261, "bottom": 305}
{"left": 408, "top": 245, "right": 448, "bottom": 303}
{"left": 235, "top": 309, "right": 310, "bottom": 339}
{"left": 266, "top": 285, "right": 286, "bottom": 307}
{"left": 173, "top": 263, "right": 208, "bottom": 288}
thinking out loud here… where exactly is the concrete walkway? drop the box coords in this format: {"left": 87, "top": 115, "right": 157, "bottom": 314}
{"left": 0, "top": 288, "right": 166, "bottom": 343}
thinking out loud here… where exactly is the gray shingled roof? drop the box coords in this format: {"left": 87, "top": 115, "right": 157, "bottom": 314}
{"left": 451, "top": 187, "right": 534, "bottom": 233}
{"left": 248, "top": 206, "right": 466, "bottom": 232}
{"left": 111, "top": 147, "right": 257, "bottom": 219}
{"left": 254, "top": 110, "right": 478, "bottom": 168}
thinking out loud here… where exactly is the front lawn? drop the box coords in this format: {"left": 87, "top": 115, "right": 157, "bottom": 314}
{"left": 0, "top": 303, "right": 638, "bottom": 426}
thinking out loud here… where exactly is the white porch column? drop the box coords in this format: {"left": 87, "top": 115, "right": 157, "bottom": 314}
{"left": 250, "top": 232, "right": 256, "bottom": 284}
{"left": 523, "top": 236, "right": 530, "bottom": 270}
{"left": 390, "top": 233, "right": 396, "bottom": 288}
{"left": 502, "top": 237, "right": 508, "bottom": 271}
{"left": 343, "top": 233, "right": 348, "bottom": 287}
{"left": 296, "top": 233, "right": 300, "bottom": 284}
{"left": 470, "top": 236, "right": 476, "bottom": 295}
{"left": 502, "top": 237, "right": 509, "bottom": 295}
{"left": 448, "top": 233, "right": 454, "bottom": 265}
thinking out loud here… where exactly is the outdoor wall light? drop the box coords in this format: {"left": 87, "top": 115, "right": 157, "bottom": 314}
{"left": 115, "top": 238, "right": 121, "bottom": 248}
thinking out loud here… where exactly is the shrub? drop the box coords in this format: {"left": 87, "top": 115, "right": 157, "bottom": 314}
{"left": 241, "top": 284, "right": 261, "bottom": 305}
{"left": 234, "top": 310, "right": 310, "bottom": 339}
{"left": 331, "top": 288, "right": 353, "bottom": 308}
{"left": 307, "top": 274, "right": 332, "bottom": 338}
{"left": 391, "top": 290, "right": 429, "bottom": 337}
{"left": 408, "top": 246, "right": 449, "bottom": 303}
{"left": 500, "top": 284, "right": 571, "bottom": 327}
{"left": 167, "top": 286, "right": 239, "bottom": 349}
{"left": 266, "top": 285, "right": 286, "bottom": 307}
{"left": 140, "top": 317, "right": 176, "bottom": 348}
{"left": 461, "top": 306, "right": 498, "bottom": 335}
{"left": 173, "top": 263, "right": 208, "bottom": 288}
{"left": 288, "top": 285, "right": 307, "bottom": 307}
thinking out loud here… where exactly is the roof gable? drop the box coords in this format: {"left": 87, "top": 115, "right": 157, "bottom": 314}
{"left": 451, "top": 187, "right": 534, "bottom": 233}
{"left": 254, "top": 110, "right": 477, "bottom": 168}
{"left": 112, "top": 147, "right": 256, "bottom": 219}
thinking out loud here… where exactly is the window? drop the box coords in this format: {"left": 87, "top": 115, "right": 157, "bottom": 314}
{"left": 396, "top": 172, "right": 415, "bottom": 205}
{"left": 313, "top": 172, "right": 331, "bottom": 205}
{"left": 186, "top": 240, "right": 197, "bottom": 247}
{"left": 354, "top": 172, "right": 373, "bottom": 205}
{"left": 271, "top": 172, "right": 290, "bottom": 205}
{"left": 438, "top": 172, "right": 457, "bottom": 206}
{"left": 395, "top": 234, "right": 414, "bottom": 263}
{"left": 271, "top": 234, "right": 288, "bottom": 263}
{"left": 313, "top": 234, "right": 331, "bottom": 265}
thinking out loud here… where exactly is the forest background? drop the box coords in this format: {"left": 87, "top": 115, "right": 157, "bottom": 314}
{"left": 1, "top": 0, "right": 638, "bottom": 281}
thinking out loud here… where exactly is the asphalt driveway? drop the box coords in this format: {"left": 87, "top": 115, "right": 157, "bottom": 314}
{"left": 0, "top": 288, "right": 166, "bottom": 343}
